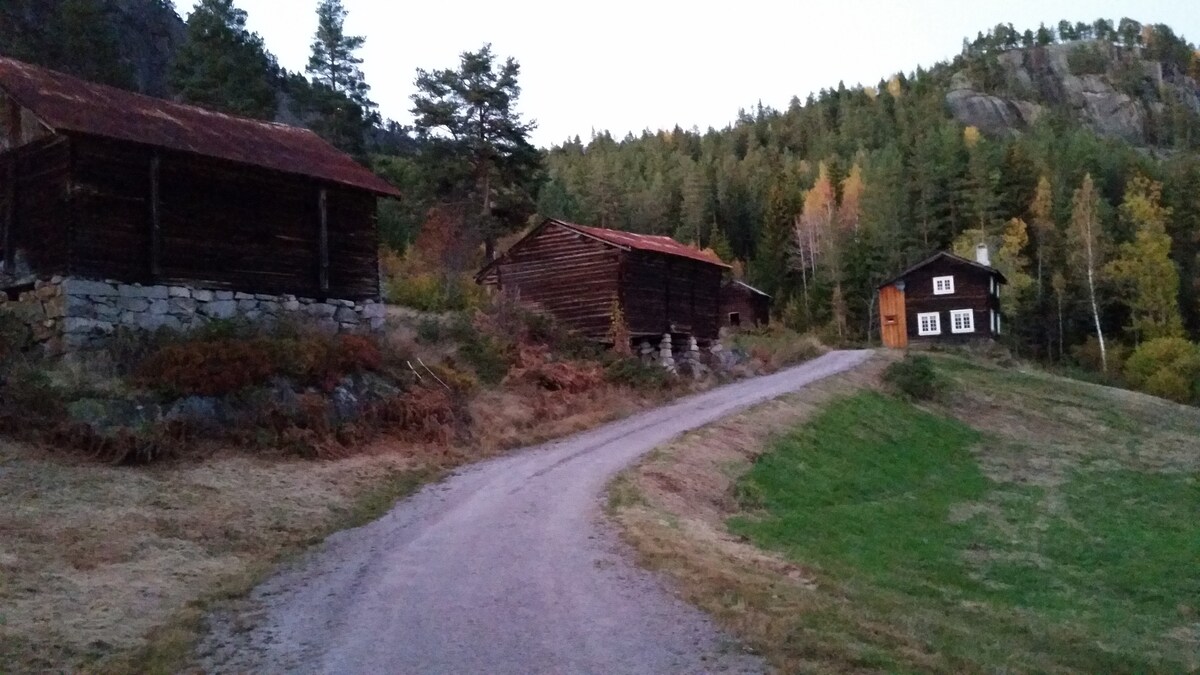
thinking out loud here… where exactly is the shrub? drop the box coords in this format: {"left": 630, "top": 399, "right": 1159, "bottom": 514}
{"left": 883, "top": 354, "right": 944, "bottom": 401}
{"left": 1071, "top": 336, "right": 1129, "bottom": 378}
{"left": 457, "top": 332, "right": 512, "bottom": 385}
{"left": 1123, "top": 338, "right": 1200, "bottom": 404}
{"left": 370, "top": 386, "right": 465, "bottom": 445}
{"left": 506, "top": 346, "right": 604, "bottom": 393}
{"left": 605, "top": 358, "right": 673, "bottom": 391}
{"left": 1067, "top": 44, "right": 1109, "bottom": 75}
{"left": 0, "top": 311, "right": 31, "bottom": 362}
{"left": 385, "top": 270, "right": 484, "bottom": 313}
{"left": 135, "top": 332, "right": 384, "bottom": 397}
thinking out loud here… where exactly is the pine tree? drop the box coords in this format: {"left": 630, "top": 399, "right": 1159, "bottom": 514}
{"left": 297, "top": 0, "right": 377, "bottom": 156}
{"left": 1068, "top": 173, "right": 1109, "bottom": 372}
{"left": 411, "top": 44, "right": 543, "bottom": 259}
{"left": 307, "top": 0, "right": 373, "bottom": 111}
{"left": 1108, "top": 175, "right": 1184, "bottom": 342}
{"left": 170, "top": 0, "right": 277, "bottom": 119}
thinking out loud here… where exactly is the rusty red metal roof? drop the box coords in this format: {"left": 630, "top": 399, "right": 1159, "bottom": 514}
{"left": 0, "top": 57, "right": 400, "bottom": 197}
{"left": 553, "top": 219, "right": 729, "bottom": 267}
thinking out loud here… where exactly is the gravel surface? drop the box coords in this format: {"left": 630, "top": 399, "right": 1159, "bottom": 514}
{"left": 199, "top": 350, "right": 873, "bottom": 674}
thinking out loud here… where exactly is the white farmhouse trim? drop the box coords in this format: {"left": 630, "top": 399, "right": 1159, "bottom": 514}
{"left": 950, "top": 309, "right": 975, "bottom": 334}
{"left": 933, "top": 275, "right": 955, "bottom": 295}
{"left": 917, "top": 312, "right": 941, "bottom": 336}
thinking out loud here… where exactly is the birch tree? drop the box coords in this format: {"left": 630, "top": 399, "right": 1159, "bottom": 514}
{"left": 1068, "top": 174, "right": 1108, "bottom": 372}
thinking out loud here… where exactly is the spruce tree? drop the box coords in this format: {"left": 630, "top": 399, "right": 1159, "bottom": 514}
{"left": 170, "top": 0, "right": 277, "bottom": 119}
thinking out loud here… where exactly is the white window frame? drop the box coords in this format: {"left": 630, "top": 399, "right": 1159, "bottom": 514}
{"left": 995, "top": 311, "right": 1002, "bottom": 335}
{"left": 917, "top": 312, "right": 941, "bottom": 336}
{"left": 950, "top": 309, "right": 975, "bottom": 334}
{"left": 933, "top": 276, "right": 955, "bottom": 295}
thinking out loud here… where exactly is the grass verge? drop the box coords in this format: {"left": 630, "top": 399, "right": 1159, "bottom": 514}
{"left": 609, "top": 353, "right": 1200, "bottom": 673}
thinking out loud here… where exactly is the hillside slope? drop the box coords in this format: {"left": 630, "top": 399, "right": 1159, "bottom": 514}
{"left": 611, "top": 354, "right": 1200, "bottom": 673}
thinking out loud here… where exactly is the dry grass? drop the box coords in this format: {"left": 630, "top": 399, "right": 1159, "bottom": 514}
{"left": 607, "top": 357, "right": 889, "bottom": 673}
{"left": 0, "top": 442, "right": 448, "bottom": 673}
{"left": 0, "top": 369, "right": 689, "bottom": 674}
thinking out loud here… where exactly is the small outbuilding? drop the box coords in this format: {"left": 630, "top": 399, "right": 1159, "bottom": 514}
{"left": 476, "top": 218, "right": 729, "bottom": 344}
{"left": 0, "top": 58, "right": 399, "bottom": 349}
{"left": 720, "top": 280, "right": 770, "bottom": 328}
{"left": 877, "top": 244, "right": 1006, "bottom": 349}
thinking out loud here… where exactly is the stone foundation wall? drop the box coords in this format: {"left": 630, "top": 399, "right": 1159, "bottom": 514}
{"left": 0, "top": 276, "right": 385, "bottom": 353}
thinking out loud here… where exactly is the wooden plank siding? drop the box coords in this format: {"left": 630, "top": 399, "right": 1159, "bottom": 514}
{"left": 0, "top": 135, "right": 71, "bottom": 276}
{"left": 901, "top": 256, "right": 999, "bottom": 342}
{"left": 61, "top": 135, "right": 380, "bottom": 299}
{"left": 719, "top": 284, "right": 770, "bottom": 328}
{"left": 622, "top": 251, "right": 721, "bottom": 341}
{"left": 483, "top": 221, "right": 621, "bottom": 340}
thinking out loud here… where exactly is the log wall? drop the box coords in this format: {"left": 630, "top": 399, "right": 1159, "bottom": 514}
{"left": 65, "top": 135, "right": 380, "bottom": 300}
{"left": 622, "top": 251, "right": 722, "bottom": 341}
{"left": 483, "top": 221, "right": 621, "bottom": 340}
{"left": 0, "top": 135, "right": 71, "bottom": 278}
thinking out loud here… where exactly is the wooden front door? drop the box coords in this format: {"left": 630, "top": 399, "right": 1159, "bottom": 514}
{"left": 879, "top": 284, "right": 907, "bottom": 349}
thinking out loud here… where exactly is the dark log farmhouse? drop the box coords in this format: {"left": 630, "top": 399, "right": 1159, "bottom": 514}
{"left": 878, "top": 244, "right": 1006, "bottom": 349}
{"left": 720, "top": 280, "right": 771, "bottom": 329}
{"left": 0, "top": 58, "right": 399, "bottom": 349}
{"left": 477, "top": 218, "right": 729, "bottom": 345}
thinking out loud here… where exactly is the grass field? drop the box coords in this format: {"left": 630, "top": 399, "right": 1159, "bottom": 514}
{"left": 612, "top": 354, "right": 1200, "bottom": 673}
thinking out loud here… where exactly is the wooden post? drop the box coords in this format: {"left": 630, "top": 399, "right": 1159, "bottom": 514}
{"left": 149, "top": 154, "right": 161, "bottom": 278}
{"left": 318, "top": 187, "right": 329, "bottom": 294}
{"left": 4, "top": 98, "right": 20, "bottom": 149}
{"left": 2, "top": 157, "right": 14, "bottom": 272}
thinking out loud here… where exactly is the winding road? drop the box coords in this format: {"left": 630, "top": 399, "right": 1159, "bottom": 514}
{"left": 199, "top": 350, "right": 873, "bottom": 674}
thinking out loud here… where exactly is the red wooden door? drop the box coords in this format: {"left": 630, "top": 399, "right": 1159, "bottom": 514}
{"left": 879, "top": 285, "right": 907, "bottom": 349}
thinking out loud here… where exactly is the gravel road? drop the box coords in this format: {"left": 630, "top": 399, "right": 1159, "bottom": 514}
{"left": 199, "top": 350, "right": 873, "bottom": 674}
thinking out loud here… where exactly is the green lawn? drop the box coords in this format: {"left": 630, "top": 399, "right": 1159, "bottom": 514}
{"left": 729, "top": 374, "right": 1200, "bottom": 673}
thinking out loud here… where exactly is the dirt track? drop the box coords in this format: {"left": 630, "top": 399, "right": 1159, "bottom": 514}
{"left": 199, "top": 350, "right": 873, "bottom": 674}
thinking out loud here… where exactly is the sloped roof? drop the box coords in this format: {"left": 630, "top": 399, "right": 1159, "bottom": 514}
{"left": 724, "top": 279, "right": 771, "bottom": 298}
{"left": 477, "top": 218, "right": 729, "bottom": 282}
{"left": 0, "top": 57, "right": 400, "bottom": 197}
{"left": 555, "top": 220, "right": 729, "bottom": 267}
{"left": 878, "top": 251, "right": 1007, "bottom": 288}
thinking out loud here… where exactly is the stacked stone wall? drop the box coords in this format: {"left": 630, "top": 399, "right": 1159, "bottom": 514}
{"left": 0, "top": 276, "right": 385, "bottom": 353}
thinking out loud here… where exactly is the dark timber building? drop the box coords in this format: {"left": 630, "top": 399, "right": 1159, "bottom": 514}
{"left": 0, "top": 58, "right": 399, "bottom": 349}
{"left": 477, "top": 218, "right": 729, "bottom": 344}
{"left": 878, "top": 244, "right": 1006, "bottom": 349}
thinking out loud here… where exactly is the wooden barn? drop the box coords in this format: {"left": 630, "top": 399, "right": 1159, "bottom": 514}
{"left": 720, "top": 280, "right": 770, "bottom": 328}
{"left": 0, "top": 57, "right": 399, "bottom": 300}
{"left": 476, "top": 218, "right": 729, "bottom": 344}
{"left": 878, "top": 244, "right": 1006, "bottom": 349}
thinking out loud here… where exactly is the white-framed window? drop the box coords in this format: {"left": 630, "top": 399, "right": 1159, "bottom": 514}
{"left": 917, "top": 312, "right": 941, "bottom": 336}
{"left": 933, "top": 276, "right": 955, "bottom": 295}
{"left": 950, "top": 309, "right": 975, "bottom": 334}
{"left": 994, "top": 311, "right": 1002, "bottom": 335}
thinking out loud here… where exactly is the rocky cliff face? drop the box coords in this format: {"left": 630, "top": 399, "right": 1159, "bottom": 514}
{"left": 108, "top": 0, "right": 186, "bottom": 96}
{"left": 946, "top": 42, "right": 1200, "bottom": 145}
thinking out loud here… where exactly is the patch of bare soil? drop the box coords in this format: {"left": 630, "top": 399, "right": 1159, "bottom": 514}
{"left": 608, "top": 357, "right": 890, "bottom": 674}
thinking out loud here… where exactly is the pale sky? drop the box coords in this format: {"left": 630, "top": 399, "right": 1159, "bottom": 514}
{"left": 171, "top": 0, "right": 1198, "bottom": 148}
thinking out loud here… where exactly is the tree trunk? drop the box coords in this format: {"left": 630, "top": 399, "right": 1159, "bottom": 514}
{"left": 1086, "top": 262, "right": 1107, "bottom": 372}
{"left": 1056, "top": 290, "right": 1065, "bottom": 361}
